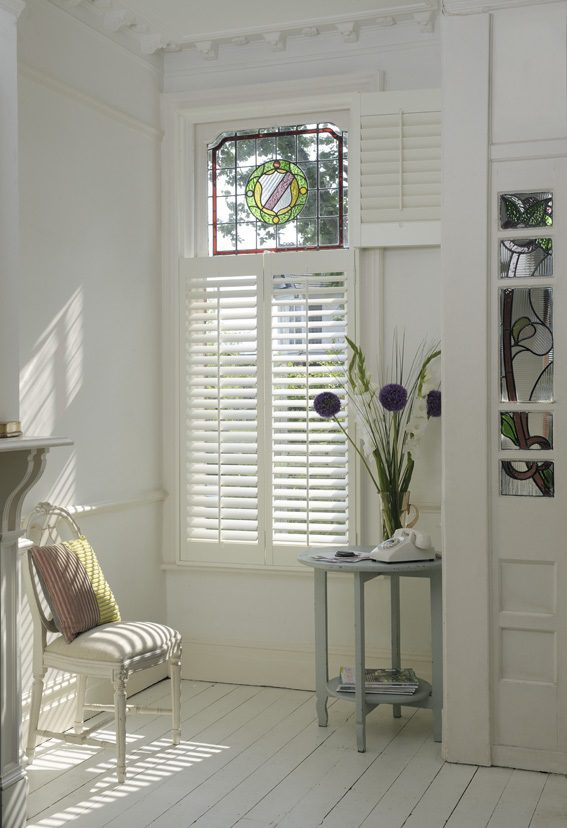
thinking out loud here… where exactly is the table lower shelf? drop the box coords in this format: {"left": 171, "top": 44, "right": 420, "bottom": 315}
{"left": 326, "top": 676, "right": 432, "bottom": 708}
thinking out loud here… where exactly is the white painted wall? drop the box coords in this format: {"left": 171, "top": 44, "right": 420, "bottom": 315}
{"left": 163, "top": 17, "right": 442, "bottom": 687}
{"left": 17, "top": 0, "right": 165, "bottom": 720}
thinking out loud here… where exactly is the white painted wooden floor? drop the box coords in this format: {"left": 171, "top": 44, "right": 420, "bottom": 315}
{"left": 26, "top": 679, "right": 567, "bottom": 828}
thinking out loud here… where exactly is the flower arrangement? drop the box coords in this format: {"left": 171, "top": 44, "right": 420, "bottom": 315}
{"left": 314, "top": 334, "right": 441, "bottom": 539}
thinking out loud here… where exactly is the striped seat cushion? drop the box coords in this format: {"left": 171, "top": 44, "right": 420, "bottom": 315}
{"left": 30, "top": 536, "right": 121, "bottom": 643}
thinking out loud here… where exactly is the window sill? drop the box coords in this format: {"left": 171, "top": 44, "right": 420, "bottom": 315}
{"left": 161, "top": 560, "right": 312, "bottom": 575}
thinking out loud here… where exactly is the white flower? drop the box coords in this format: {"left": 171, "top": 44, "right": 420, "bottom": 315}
{"left": 405, "top": 396, "right": 428, "bottom": 448}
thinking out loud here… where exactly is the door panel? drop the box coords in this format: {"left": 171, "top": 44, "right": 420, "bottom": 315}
{"left": 491, "top": 158, "right": 567, "bottom": 768}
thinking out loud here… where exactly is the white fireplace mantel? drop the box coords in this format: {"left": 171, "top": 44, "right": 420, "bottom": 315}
{"left": 0, "top": 437, "right": 71, "bottom": 828}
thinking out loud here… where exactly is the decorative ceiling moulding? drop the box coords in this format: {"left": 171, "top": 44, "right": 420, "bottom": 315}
{"left": 0, "top": 0, "right": 26, "bottom": 16}
{"left": 442, "top": 0, "right": 560, "bottom": 13}
{"left": 47, "top": 0, "right": 162, "bottom": 63}
{"left": 175, "top": 2, "right": 439, "bottom": 60}
{"left": 47, "top": 0, "right": 439, "bottom": 59}
{"left": 163, "top": 35, "right": 439, "bottom": 93}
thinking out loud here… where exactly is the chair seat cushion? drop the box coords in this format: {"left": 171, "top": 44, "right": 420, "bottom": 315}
{"left": 46, "top": 621, "right": 181, "bottom": 665}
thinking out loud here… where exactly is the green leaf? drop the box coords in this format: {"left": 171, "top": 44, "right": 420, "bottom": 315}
{"left": 524, "top": 199, "right": 549, "bottom": 227}
{"left": 537, "top": 238, "right": 552, "bottom": 253}
{"left": 512, "top": 316, "right": 531, "bottom": 343}
{"left": 502, "top": 195, "right": 524, "bottom": 224}
{"left": 540, "top": 465, "right": 554, "bottom": 495}
{"left": 417, "top": 349, "right": 441, "bottom": 396}
{"left": 500, "top": 413, "right": 518, "bottom": 446}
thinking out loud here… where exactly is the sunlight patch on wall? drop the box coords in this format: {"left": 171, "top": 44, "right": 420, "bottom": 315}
{"left": 21, "top": 288, "right": 83, "bottom": 434}
{"left": 47, "top": 452, "right": 77, "bottom": 514}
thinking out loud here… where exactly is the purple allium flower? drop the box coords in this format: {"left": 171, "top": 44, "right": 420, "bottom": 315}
{"left": 378, "top": 383, "right": 407, "bottom": 412}
{"left": 313, "top": 392, "right": 341, "bottom": 419}
{"left": 426, "top": 389, "right": 441, "bottom": 418}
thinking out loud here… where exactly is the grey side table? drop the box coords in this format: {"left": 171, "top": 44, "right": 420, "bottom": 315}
{"left": 298, "top": 548, "right": 442, "bottom": 752}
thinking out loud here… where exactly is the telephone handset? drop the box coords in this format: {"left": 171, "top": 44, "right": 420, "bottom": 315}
{"left": 370, "top": 527, "right": 436, "bottom": 563}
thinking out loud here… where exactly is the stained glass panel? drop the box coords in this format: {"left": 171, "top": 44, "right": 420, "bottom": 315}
{"left": 500, "top": 411, "right": 553, "bottom": 450}
{"left": 500, "top": 460, "right": 554, "bottom": 497}
{"left": 500, "top": 287, "right": 553, "bottom": 403}
{"left": 500, "top": 191, "right": 552, "bottom": 229}
{"left": 209, "top": 123, "right": 347, "bottom": 255}
{"left": 500, "top": 239, "right": 553, "bottom": 279}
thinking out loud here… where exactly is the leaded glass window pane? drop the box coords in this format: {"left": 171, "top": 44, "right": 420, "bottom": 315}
{"left": 500, "top": 287, "right": 553, "bottom": 403}
{"left": 500, "top": 191, "right": 553, "bottom": 229}
{"left": 500, "top": 460, "right": 554, "bottom": 497}
{"left": 500, "top": 239, "right": 553, "bottom": 279}
{"left": 208, "top": 123, "right": 347, "bottom": 255}
{"left": 500, "top": 412, "right": 553, "bottom": 450}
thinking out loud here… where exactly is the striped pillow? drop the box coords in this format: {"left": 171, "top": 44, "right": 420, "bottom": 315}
{"left": 30, "top": 536, "right": 121, "bottom": 643}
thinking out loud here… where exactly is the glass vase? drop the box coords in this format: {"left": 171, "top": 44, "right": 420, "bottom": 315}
{"left": 379, "top": 490, "right": 419, "bottom": 540}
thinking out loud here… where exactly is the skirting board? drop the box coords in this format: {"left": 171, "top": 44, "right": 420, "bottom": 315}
{"left": 180, "top": 636, "right": 432, "bottom": 690}
{"left": 492, "top": 745, "right": 567, "bottom": 775}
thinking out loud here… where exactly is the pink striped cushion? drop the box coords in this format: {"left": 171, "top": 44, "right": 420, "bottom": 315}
{"left": 30, "top": 544, "right": 100, "bottom": 642}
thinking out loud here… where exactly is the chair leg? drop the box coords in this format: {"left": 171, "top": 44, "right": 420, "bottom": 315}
{"left": 75, "top": 674, "right": 87, "bottom": 734}
{"left": 113, "top": 669, "right": 128, "bottom": 784}
{"left": 170, "top": 653, "right": 181, "bottom": 745}
{"left": 26, "top": 669, "right": 46, "bottom": 762}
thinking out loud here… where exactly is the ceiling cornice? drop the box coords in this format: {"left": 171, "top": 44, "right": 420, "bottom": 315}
{"left": 47, "top": 0, "right": 439, "bottom": 57}
{"left": 0, "top": 0, "right": 26, "bottom": 17}
{"left": 442, "top": 0, "right": 561, "bottom": 13}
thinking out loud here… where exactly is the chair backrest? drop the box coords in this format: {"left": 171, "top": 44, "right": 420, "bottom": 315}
{"left": 23, "top": 502, "right": 84, "bottom": 645}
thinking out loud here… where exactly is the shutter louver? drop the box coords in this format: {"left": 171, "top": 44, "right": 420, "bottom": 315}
{"left": 271, "top": 273, "right": 350, "bottom": 547}
{"left": 360, "top": 109, "right": 441, "bottom": 223}
{"left": 184, "top": 266, "right": 261, "bottom": 561}
{"left": 351, "top": 89, "right": 441, "bottom": 246}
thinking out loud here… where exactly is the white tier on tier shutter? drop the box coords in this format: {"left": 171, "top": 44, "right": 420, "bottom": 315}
{"left": 181, "top": 250, "right": 355, "bottom": 567}
{"left": 350, "top": 89, "right": 441, "bottom": 247}
{"left": 181, "top": 255, "right": 265, "bottom": 565}
{"left": 265, "top": 251, "right": 355, "bottom": 565}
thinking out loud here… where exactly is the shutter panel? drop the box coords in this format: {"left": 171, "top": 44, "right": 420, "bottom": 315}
{"left": 270, "top": 270, "right": 350, "bottom": 550}
{"left": 181, "top": 256, "right": 264, "bottom": 564}
{"left": 351, "top": 89, "right": 441, "bottom": 247}
{"left": 181, "top": 251, "right": 354, "bottom": 567}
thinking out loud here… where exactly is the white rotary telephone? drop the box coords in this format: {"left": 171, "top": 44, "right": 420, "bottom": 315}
{"left": 370, "top": 527, "right": 436, "bottom": 563}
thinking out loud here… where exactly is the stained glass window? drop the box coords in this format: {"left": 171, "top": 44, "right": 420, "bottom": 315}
{"left": 208, "top": 124, "right": 347, "bottom": 255}
{"left": 500, "top": 287, "right": 553, "bottom": 403}
{"left": 500, "top": 238, "right": 553, "bottom": 279}
{"left": 500, "top": 191, "right": 552, "bottom": 229}
{"left": 500, "top": 412, "right": 553, "bottom": 450}
{"left": 500, "top": 460, "right": 554, "bottom": 497}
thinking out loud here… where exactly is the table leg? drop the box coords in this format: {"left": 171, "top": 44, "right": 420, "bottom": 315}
{"left": 390, "top": 574, "right": 401, "bottom": 719}
{"left": 314, "top": 568, "right": 328, "bottom": 727}
{"left": 354, "top": 572, "right": 366, "bottom": 752}
{"left": 430, "top": 570, "right": 443, "bottom": 742}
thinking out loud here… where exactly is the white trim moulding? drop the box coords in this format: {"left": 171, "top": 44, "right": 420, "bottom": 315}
{"left": 47, "top": 0, "right": 439, "bottom": 57}
{"left": 22, "top": 489, "right": 165, "bottom": 525}
{"left": 19, "top": 62, "right": 162, "bottom": 139}
{"left": 442, "top": 0, "right": 562, "bottom": 14}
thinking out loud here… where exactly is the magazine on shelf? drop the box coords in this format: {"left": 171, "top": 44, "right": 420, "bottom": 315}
{"left": 337, "top": 666, "right": 420, "bottom": 694}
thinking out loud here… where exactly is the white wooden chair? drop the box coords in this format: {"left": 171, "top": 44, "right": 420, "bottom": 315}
{"left": 22, "top": 502, "right": 182, "bottom": 783}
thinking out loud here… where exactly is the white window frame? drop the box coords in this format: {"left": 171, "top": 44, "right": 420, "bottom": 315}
{"left": 161, "top": 89, "right": 363, "bottom": 570}
{"left": 180, "top": 249, "right": 357, "bottom": 569}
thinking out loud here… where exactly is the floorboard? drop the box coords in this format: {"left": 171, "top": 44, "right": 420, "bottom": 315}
{"left": 25, "top": 679, "right": 566, "bottom": 828}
